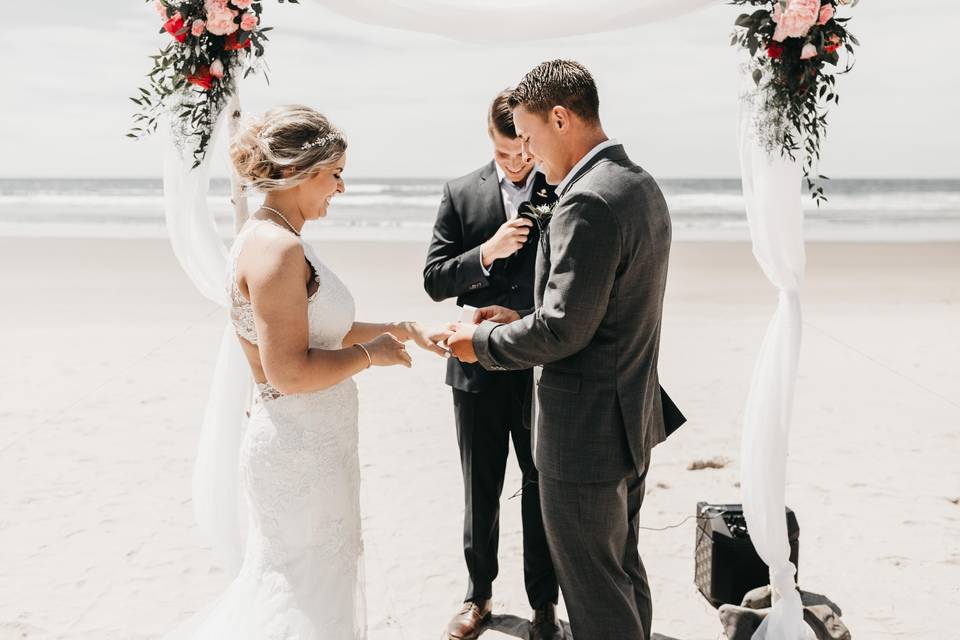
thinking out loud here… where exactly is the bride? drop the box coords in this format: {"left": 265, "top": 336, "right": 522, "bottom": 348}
{"left": 168, "top": 104, "right": 450, "bottom": 639}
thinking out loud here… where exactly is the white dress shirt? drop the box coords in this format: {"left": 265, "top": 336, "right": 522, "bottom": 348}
{"left": 495, "top": 162, "right": 540, "bottom": 220}
{"left": 480, "top": 164, "right": 543, "bottom": 275}
{"left": 555, "top": 138, "right": 620, "bottom": 195}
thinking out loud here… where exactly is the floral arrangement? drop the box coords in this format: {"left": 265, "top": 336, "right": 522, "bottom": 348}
{"left": 731, "top": 0, "right": 859, "bottom": 203}
{"left": 129, "top": 0, "right": 298, "bottom": 168}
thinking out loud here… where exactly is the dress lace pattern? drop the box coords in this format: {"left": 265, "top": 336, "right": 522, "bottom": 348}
{"left": 169, "top": 219, "right": 365, "bottom": 639}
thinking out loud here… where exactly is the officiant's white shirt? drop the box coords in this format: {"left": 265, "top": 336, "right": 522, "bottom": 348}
{"left": 556, "top": 138, "right": 619, "bottom": 195}
{"left": 495, "top": 162, "right": 541, "bottom": 221}
{"left": 479, "top": 164, "right": 544, "bottom": 275}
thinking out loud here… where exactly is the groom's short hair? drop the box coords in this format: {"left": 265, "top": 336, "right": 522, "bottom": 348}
{"left": 488, "top": 88, "right": 518, "bottom": 139}
{"left": 509, "top": 60, "right": 600, "bottom": 124}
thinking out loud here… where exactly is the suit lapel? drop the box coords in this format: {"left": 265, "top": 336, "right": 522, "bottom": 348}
{"left": 559, "top": 144, "right": 628, "bottom": 198}
{"left": 478, "top": 161, "right": 507, "bottom": 229}
{"left": 537, "top": 147, "right": 624, "bottom": 304}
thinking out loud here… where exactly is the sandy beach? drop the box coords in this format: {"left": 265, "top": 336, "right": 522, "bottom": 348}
{"left": 1, "top": 237, "right": 958, "bottom": 640}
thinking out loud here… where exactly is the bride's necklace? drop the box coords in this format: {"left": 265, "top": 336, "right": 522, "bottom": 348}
{"left": 260, "top": 205, "right": 300, "bottom": 236}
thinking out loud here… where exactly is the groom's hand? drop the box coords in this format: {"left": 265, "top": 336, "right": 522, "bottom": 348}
{"left": 446, "top": 322, "right": 479, "bottom": 363}
{"left": 473, "top": 305, "right": 520, "bottom": 325}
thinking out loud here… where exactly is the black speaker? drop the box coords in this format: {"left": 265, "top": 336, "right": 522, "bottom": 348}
{"left": 694, "top": 502, "right": 800, "bottom": 609}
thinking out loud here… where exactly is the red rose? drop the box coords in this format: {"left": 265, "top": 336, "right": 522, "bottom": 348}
{"left": 766, "top": 42, "right": 784, "bottom": 59}
{"left": 224, "top": 32, "right": 252, "bottom": 51}
{"left": 163, "top": 13, "right": 187, "bottom": 43}
{"left": 187, "top": 66, "right": 215, "bottom": 90}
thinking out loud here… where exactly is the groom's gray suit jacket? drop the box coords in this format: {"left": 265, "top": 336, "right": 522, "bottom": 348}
{"left": 473, "top": 144, "right": 685, "bottom": 483}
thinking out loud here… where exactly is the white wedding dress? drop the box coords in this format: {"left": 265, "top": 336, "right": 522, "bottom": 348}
{"left": 169, "top": 218, "right": 366, "bottom": 639}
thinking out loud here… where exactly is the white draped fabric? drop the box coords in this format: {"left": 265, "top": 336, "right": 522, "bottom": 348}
{"left": 738, "top": 86, "right": 814, "bottom": 640}
{"left": 164, "top": 93, "right": 253, "bottom": 575}
{"left": 312, "top": 0, "right": 718, "bottom": 41}
{"left": 161, "top": 4, "right": 819, "bottom": 636}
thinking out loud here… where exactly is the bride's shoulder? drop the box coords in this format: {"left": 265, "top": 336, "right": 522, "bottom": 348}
{"left": 243, "top": 220, "right": 299, "bottom": 250}
{"left": 239, "top": 222, "right": 306, "bottom": 275}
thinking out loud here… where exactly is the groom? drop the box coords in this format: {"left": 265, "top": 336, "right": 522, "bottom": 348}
{"left": 447, "top": 60, "right": 686, "bottom": 639}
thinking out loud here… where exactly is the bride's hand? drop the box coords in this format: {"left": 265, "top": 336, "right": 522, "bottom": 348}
{"left": 363, "top": 333, "right": 413, "bottom": 368}
{"left": 394, "top": 321, "right": 453, "bottom": 357}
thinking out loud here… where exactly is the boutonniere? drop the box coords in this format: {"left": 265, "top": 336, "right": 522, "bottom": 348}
{"left": 517, "top": 200, "right": 557, "bottom": 253}
{"left": 518, "top": 201, "right": 556, "bottom": 227}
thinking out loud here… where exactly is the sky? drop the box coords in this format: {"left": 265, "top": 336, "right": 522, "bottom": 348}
{"left": 0, "top": 0, "right": 956, "bottom": 179}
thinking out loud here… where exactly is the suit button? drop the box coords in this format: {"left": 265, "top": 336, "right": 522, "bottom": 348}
{"left": 510, "top": 284, "right": 519, "bottom": 292}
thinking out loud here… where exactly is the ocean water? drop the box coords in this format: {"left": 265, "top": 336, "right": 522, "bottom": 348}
{"left": 1, "top": 177, "right": 958, "bottom": 242}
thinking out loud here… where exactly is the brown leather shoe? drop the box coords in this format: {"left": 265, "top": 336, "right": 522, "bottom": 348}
{"left": 444, "top": 599, "right": 492, "bottom": 640}
{"left": 531, "top": 604, "right": 563, "bottom": 640}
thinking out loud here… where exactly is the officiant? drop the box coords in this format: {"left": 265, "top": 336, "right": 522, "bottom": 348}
{"left": 423, "top": 89, "right": 561, "bottom": 640}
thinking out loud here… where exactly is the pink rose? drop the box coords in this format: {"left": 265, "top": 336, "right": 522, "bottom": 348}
{"left": 191, "top": 20, "right": 206, "bottom": 37}
{"left": 772, "top": 0, "right": 820, "bottom": 42}
{"left": 801, "top": 43, "right": 818, "bottom": 59}
{"left": 209, "top": 59, "right": 225, "bottom": 78}
{"left": 232, "top": 0, "right": 254, "bottom": 8}
{"left": 240, "top": 12, "right": 258, "bottom": 31}
{"left": 154, "top": 0, "right": 168, "bottom": 18}
{"left": 818, "top": 4, "right": 835, "bottom": 25}
{"left": 205, "top": 7, "right": 239, "bottom": 36}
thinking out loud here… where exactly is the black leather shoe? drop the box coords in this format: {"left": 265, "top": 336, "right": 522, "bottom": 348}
{"left": 531, "top": 603, "right": 563, "bottom": 640}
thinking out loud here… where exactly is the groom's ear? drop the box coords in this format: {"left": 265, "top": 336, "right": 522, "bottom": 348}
{"left": 551, "top": 106, "right": 570, "bottom": 134}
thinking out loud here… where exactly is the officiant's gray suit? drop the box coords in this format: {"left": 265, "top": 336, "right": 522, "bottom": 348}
{"left": 473, "top": 143, "right": 685, "bottom": 639}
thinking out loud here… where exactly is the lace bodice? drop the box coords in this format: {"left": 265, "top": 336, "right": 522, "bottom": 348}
{"left": 226, "top": 219, "right": 357, "bottom": 395}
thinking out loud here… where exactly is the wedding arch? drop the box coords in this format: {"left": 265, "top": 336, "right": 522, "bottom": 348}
{"left": 131, "top": 2, "right": 860, "bottom": 638}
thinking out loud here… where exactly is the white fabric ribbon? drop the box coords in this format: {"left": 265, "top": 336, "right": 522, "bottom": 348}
{"left": 311, "top": 0, "right": 718, "bottom": 41}
{"left": 163, "top": 92, "right": 251, "bottom": 576}
{"left": 738, "top": 81, "right": 814, "bottom": 640}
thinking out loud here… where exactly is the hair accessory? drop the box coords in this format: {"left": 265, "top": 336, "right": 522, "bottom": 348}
{"left": 301, "top": 131, "right": 343, "bottom": 150}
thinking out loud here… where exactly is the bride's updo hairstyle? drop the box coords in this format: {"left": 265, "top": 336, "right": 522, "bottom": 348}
{"left": 230, "top": 104, "right": 347, "bottom": 193}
